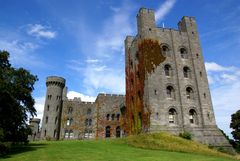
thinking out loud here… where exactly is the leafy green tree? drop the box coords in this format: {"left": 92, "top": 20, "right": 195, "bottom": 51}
{"left": 0, "top": 50, "right": 38, "bottom": 143}
{"left": 230, "top": 110, "right": 240, "bottom": 142}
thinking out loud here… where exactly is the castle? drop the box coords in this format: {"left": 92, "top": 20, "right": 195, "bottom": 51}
{"left": 32, "top": 8, "right": 231, "bottom": 149}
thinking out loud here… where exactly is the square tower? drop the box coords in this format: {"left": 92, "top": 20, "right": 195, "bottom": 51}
{"left": 124, "top": 8, "right": 231, "bottom": 149}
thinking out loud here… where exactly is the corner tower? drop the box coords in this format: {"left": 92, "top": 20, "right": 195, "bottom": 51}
{"left": 40, "top": 76, "right": 65, "bottom": 140}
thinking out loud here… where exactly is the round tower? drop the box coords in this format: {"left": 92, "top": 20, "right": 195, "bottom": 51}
{"left": 40, "top": 76, "right": 65, "bottom": 140}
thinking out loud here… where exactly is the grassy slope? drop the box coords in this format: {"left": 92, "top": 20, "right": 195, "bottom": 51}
{"left": 0, "top": 133, "right": 238, "bottom": 161}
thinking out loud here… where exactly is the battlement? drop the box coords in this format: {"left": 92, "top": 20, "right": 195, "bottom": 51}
{"left": 97, "top": 93, "right": 125, "bottom": 98}
{"left": 46, "top": 76, "right": 65, "bottom": 87}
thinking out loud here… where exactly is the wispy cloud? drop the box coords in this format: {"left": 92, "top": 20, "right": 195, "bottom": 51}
{"left": 0, "top": 39, "right": 43, "bottom": 67}
{"left": 155, "top": 0, "right": 176, "bottom": 22}
{"left": 27, "top": 24, "right": 57, "bottom": 39}
{"left": 205, "top": 62, "right": 240, "bottom": 137}
{"left": 67, "top": 1, "right": 133, "bottom": 95}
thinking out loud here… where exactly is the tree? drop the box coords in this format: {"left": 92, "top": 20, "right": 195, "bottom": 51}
{"left": 230, "top": 110, "right": 240, "bottom": 142}
{"left": 0, "top": 50, "right": 38, "bottom": 143}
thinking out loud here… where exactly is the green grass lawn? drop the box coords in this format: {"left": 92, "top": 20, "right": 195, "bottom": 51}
{"left": 0, "top": 139, "right": 238, "bottom": 161}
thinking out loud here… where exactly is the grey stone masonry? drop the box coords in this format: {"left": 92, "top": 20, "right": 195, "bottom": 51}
{"left": 125, "top": 7, "right": 233, "bottom": 150}
{"left": 40, "top": 76, "right": 65, "bottom": 140}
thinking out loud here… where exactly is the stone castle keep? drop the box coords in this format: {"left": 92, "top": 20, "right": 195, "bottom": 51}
{"left": 35, "top": 8, "right": 231, "bottom": 148}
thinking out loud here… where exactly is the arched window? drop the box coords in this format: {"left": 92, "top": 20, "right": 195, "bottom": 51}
{"left": 106, "top": 114, "right": 110, "bottom": 120}
{"left": 161, "top": 44, "right": 170, "bottom": 57}
{"left": 116, "top": 114, "right": 120, "bottom": 121}
{"left": 164, "top": 64, "right": 172, "bottom": 76}
{"left": 89, "top": 119, "right": 92, "bottom": 126}
{"left": 189, "top": 109, "right": 197, "bottom": 124}
{"left": 180, "top": 47, "right": 188, "bottom": 59}
{"left": 168, "top": 108, "right": 177, "bottom": 124}
{"left": 45, "top": 116, "right": 48, "bottom": 123}
{"left": 67, "top": 118, "right": 73, "bottom": 126}
{"left": 68, "top": 107, "right": 73, "bottom": 114}
{"left": 116, "top": 126, "right": 121, "bottom": 138}
{"left": 111, "top": 114, "right": 115, "bottom": 121}
{"left": 166, "top": 86, "right": 175, "bottom": 99}
{"left": 87, "top": 108, "right": 91, "bottom": 115}
{"left": 105, "top": 126, "right": 111, "bottom": 138}
{"left": 183, "top": 66, "right": 191, "bottom": 78}
{"left": 55, "top": 117, "right": 58, "bottom": 124}
{"left": 186, "top": 87, "right": 194, "bottom": 99}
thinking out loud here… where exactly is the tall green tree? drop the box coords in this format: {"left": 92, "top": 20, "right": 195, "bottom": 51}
{"left": 230, "top": 110, "right": 240, "bottom": 142}
{"left": 0, "top": 50, "right": 38, "bottom": 143}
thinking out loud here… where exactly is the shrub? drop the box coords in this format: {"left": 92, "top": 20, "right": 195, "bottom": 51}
{"left": 0, "top": 142, "right": 11, "bottom": 155}
{"left": 179, "top": 131, "right": 192, "bottom": 140}
{"left": 46, "top": 136, "right": 52, "bottom": 141}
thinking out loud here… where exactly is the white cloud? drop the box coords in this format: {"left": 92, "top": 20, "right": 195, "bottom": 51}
{"left": 34, "top": 96, "right": 45, "bottom": 121}
{"left": 205, "top": 62, "right": 234, "bottom": 72}
{"left": 85, "top": 59, "right": 101, "bottom": 63}
{"left": 27, "top": 24, "right": 56, "bottom": 39}
{"left": 0, "top": 39, "right": 43, "bottom": 67}
{"left": 67, "top": 91, "right": 96, "bottom": 102}
{"left": 155, "top": 0, "right": 176, "bottom": 22}
{"left": 205, "top": 62, "right": 240, "bottom": 137}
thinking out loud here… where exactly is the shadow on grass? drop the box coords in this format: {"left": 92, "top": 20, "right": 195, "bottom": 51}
{"left": 0, "top": 143, "right": 47, "bottom": 159}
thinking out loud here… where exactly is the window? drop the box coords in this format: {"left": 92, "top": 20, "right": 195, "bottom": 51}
{"left": 186, "top": 87, "right": 194, "bottom": 99}
{"left": 106, "top": 114, "right": 110, "bottom": 120}
{"left": 67, "top": 118, "right": 73, "bottom": 126}
{"left": 156, "top": 112, "right": 159, "bottom": 119}
{"left": 183, "top": 66, "right": 191, "bottom": 78}
{"left": 116, "top": 126, "right": 121, "bottom": 138}
{"left": 111, "top": 114, "right": 115, "bottom": 121}
{"left": 84, "top": 129, "right": 93, "bottom": 139}
{"left": 48, "top": 95, "right": 52, "bottom": 100}
{"left": 204, "top": 93, "right": 206, "bottom": 98}
{"left": 47, "top": 105, "right": 49, "bottom": 111}
{"left": 168, "top": 108, "right": 177, "bottom": 124}
{"left": 189, "top": 109, "right": 197, "bottom": 124}
{"left": 85, "top": 119, "right": 92, "bottom": 126}
{"left": 56, "top": 105, "right": 59, "bottom": 112}
{"left": 64, "top": 130, "right": 69, "bottom": 138}
{"left": 55, "top": 117, "right": 57, "bottom": 124}
{"left": 45, "top": 116, "right": 48, "bottom": 124}
{"left": 200, "top": 71, "right": 202, "bottom": 77}
{"left": 164, "top": 64, "right": 172, "bottom": 76}
{"left": 105, "top": 126, "right": 111, "bottom": 138}
{"left": 87, "top": 108, "right": 91, "bottom": 115}
{"left": 53, "top": 129, "right": 56, "bottom": 138}
{"left": 69, "top": 130, "right": 74, "bottom": 139}
{"left": 130, "top": 60, "right": 133, "bottom": 69}
{"left": 180, "top": 47, "right": 188, "bottom": 59}
{"left": 166, "top": 86, "right": 174, "bottom": 99}
{"left": 68, "top": 107, "right": 73, "bottom": 114}
{"left": 161, "top": 44, "right": 170, "bottom": 57}
{"left": 137, "top": 71, "right": 140, "bottom": 79}
{"left": 138, "top": 91, "right": 141, "bottom": 100}
{"left": 116, "top": 114, "right": 120, "bottom": 121}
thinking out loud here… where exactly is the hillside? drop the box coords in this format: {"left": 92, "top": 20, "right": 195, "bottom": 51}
{"left": 1, "top": 133, "right": 239, "bottom": 161}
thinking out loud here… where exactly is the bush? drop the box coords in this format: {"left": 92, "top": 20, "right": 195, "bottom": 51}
{"left": 46, "top": 136, "right": 52, "bottom": 141}
{"left": 179, "top": 131, "right": 192, "bottom": 140}
{"left": 0, "top": 142, "right": 11, "bottom": 155}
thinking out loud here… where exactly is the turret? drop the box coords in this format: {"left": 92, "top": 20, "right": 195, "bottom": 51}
{"left": 137, "top": 8, "right": 156, "bottom": 35}
{"left": 40, "top": 76, "right": 65, "bottom": 140}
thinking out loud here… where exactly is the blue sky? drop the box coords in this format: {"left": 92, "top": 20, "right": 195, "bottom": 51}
{"left": 0, "top": 0, "right": 240, "bottom": 137}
